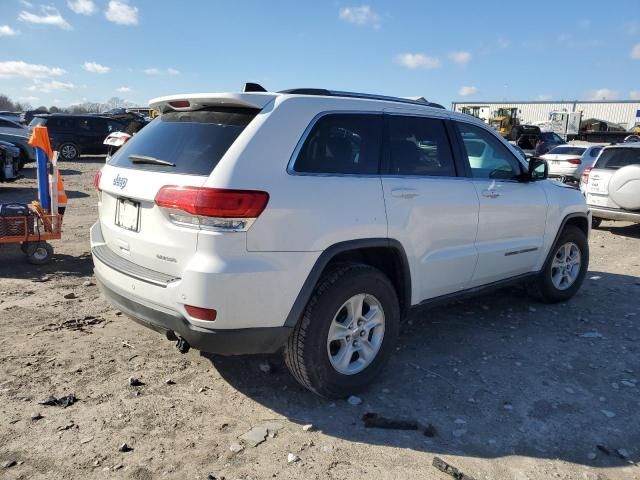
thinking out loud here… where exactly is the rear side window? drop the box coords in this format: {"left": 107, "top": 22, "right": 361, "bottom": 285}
{"left": 386, "top": 115, "right": 454, "bottom": 176}
{"left": 108, "top": 107, "right": 258, "bottom": 175}
{"left": 595, "top": 148, "right": 640, "bottom": 169}
{"left": 293, "top": 114, "right": 381, "bottom": 174}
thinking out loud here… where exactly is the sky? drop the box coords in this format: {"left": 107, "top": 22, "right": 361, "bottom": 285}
{"left": 0, "top": 0, "right": 639, "bottom": 109}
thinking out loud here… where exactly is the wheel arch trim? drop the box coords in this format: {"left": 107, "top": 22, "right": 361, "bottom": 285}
{"left": 283, "top": 238, "right": 411, "bottom": 327}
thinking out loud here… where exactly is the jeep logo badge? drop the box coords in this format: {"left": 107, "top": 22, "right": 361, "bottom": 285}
{"left": 113, "top": 174, "right": 128, "bottom": 189}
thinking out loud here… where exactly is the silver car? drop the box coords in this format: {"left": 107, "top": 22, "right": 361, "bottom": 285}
{"left": 0, "top": 116, "right": 35, "bottom": 167}
{"left": 581, "top": 143, "right": 640, "bottom": 227}
{"left": 540, "top": 144, "right": 603, "bottom": 182}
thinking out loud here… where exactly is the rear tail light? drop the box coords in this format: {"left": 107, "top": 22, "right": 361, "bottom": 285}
{"left": 169, "top": 100, "right": 190, "bottom": 109}
{"left": 567, "top": 158, "right": 582, "bottom": 165}
{"left": 154, "top": 186, "right": 269, "bottom": 232}
{"left": 581, "top": 167, "right": 592, "bottom": 185}
{"left": 184, "top": 305, "right": 217, "bottom": 321}
{"left": 93, "top": 169, "right": 102, "bottom": 192}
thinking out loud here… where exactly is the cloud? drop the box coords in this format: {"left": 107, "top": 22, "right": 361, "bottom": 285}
{"left": 20, "top": 0, "right": 34, "bottom": 8}
{"left": 589, "top": 88, "right": 619, "bottom": 100}
{"left": 458, "top": 86, "right": 478, "bottom": 97}
{"left": 18, "top": 95, "right": 39, "bottom": 102}
{"left": 167, "top": 67, "right": 180, "bottom": 75}
{"left": 67, "top": 0, "right": 96, "bottom": 15}
{"left": 631, "top": 44, "right": 640, "bottom": 60}
{"left": 116, "top": 86, "right": 131, "bottom": 93}
{"left": 0, "top": 25, "right": 18, "bottom": 36}
{"left": 83, "top": 61, "right": 110, "bottom": 74}
{"left": 338, "top": 5, "right": 381, "bottom": 28}
{"left": 449, "top": 51, "right": 472, "bottom": 65}
{"left": 18, "top": 6, "right": 71, "bottom": 30}
{"left": 105, "top": 1, "right": 139, "bottom": 26}
{"left": 631, "top": 90, "right": 640, "bottom": 100}
{"left": 0, "top": 60, "right": 65, "bottom": 79}
{"left": 144, "top": 67, "right": 160, "bottom": 75}
{"left": 536, "top": 94, "right": 553, "bottom": 101}
{"left": 395, "top": 53, "right": 441, "bottom": 70}
{"left": 26, "top": 79, "right": 75, "bottom": 93}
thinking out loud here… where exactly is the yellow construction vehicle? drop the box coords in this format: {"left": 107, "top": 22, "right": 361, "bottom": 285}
{"left": 489, "top": 107, "right": 520, "bottom": 138}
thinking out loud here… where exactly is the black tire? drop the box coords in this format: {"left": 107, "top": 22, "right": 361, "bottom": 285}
{"left": 59, "top": 143, "right": 79, "bottom": 161}
{"left": 529, "top": 225, "right": 589, "bottom": 303}
{"left": 592, "top": 217, "right": 602, "bottom": 229}
{"left": 284, "top": 263, "right": 400, "bottom": 398}
{"left": 25, "top": 242, "right": 54, "bottom": 265}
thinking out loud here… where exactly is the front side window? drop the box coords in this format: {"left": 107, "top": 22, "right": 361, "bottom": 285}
{"left": 386, "top": 115, "right": 455, "bottom": 176}
{"left": 293, "top": 114, "right": 381, "bottom": 174}
{"left": 457, "top": 122, "right": 520, "bottom": 180}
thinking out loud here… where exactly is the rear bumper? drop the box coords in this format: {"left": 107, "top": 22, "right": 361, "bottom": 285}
{"left": 590, "top": 206, "right": 640, "bottom": 223}
{"left": 95, "top": 270, "right": 292, "bottom": 355}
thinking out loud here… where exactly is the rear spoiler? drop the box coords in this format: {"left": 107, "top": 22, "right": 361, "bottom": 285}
{"left": 149, "top": 92, "right": 277, "bottom": 113}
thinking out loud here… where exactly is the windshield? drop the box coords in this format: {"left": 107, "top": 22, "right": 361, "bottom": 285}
{"left": 594, "top": 148, "right": 640, "bottom": 170}
{"left": 108, "top": 107, "right": 259, "bottom": 175}
{"left": 547, "top": 146, "right": 586, "bottom": 156}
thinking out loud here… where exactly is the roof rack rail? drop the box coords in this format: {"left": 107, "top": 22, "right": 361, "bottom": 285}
{"left": 278, "top": 88, "right": 445, "bottom": 109}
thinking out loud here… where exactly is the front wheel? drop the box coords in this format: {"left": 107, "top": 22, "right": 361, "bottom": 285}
{"left": 284, "top": 264, "right": 400, "bottom": 398}
{"left": 24, "top": 242, "right": 54, "bottom": 265}
{"left": 529, "top": 225, "right": 589, "bottom": 303}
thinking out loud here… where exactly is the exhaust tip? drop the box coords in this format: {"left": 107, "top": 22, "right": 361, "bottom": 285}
{"left": 176, "top": 337, "right": 190, "bottom": 354}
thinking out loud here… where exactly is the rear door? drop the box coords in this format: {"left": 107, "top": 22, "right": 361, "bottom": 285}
{"left": 381, "top": 113, "right": 479, "bottom": 301}
{"left": 453, "top": 120, "right": 548, "bottom": 286}
{"left": 98, "top": 107, "right": 259, "bottom": 277}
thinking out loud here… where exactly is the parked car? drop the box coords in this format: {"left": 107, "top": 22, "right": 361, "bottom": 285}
{"left": 0, "top": 111, "right": 22, "bottom": 122}
{"left": 29, "top": 114, "right": 128, "bottom": 160}
{"left": 516, "top": 128, "right": 566, "bottom": 156}
{"left": 0, "top": 116, "right": 35, "bottom": 167}
{"left": 540, "top": 144, "right": 603, "bottom": 182}
{"left": 581, "top": 143, "right": 640, "bottom": 227}
{"left": 91, "top": 86, "right": 590, "bottom": 397}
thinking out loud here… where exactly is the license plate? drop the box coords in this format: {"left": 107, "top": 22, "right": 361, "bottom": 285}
{"left": 115, "top": 198, "right": 140, "bottom": 232}
{"left": 587, "top": 194, "right": 607, "bottom": 207}
{"left": 551, "top": 160, "right": 560, "bottom": 165}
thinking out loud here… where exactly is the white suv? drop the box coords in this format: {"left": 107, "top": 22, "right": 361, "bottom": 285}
{"left": 91, "top": 86, "right": 591, "bottom": 397}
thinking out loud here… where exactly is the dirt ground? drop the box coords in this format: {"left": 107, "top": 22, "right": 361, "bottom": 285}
{"left": 1, "top": 158, "right": 639, "bottom": 480}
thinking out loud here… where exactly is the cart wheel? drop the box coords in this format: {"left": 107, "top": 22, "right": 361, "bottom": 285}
{"left": 26, "top": 242, "right": 54, "bottom": 265}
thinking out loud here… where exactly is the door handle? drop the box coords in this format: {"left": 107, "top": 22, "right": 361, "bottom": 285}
{"left": 481, "top": 189, "right": 501, "bottom": 198}
{"left": 391, "top": 188, "right": 420, "bottom": 199}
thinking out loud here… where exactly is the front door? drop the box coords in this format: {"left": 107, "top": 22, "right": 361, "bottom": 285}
{"left": 454, "top": 121, "right": 548, "bottom": 287}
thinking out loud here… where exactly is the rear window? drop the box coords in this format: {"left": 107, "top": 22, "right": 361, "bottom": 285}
{"left": 594, "top": 148, "right": 640, "bottom": 170}
{"left": 108, "top": 107, "right": 258, "bottom": 175}
{"left": 548, "top": 146, "right": 586, "bottom": 156}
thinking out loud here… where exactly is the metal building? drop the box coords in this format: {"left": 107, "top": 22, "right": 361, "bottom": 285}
{"left": 450, "top": 100, "right": 640, "bottom": 130}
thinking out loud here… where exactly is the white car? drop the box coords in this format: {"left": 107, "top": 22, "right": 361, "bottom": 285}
{"left": 91, "top": 85, "right": 591, "bottom": 397}
{"left": 540, "top": 144, "right": 604, "bottom": 182}
{"left": 581, "top": 143, "right": 640, "bottom": 227}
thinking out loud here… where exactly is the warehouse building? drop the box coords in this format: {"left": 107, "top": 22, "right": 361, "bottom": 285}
{"left": 450, "top": 100, "right": 640, "bottom": 130}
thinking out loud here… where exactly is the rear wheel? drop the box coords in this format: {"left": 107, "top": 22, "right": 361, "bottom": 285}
{"left": 284, "top": 264, "right": 400, "bottom": 398}
{"left": 59, "top": 143, "right": 79, "bottom": 161}
{"left": 529, "top": 225, "right": 588, "bottom": 303}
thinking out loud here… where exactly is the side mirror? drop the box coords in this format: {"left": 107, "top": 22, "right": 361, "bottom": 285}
{"left": 528, "top": 157, "right": 548, "bottom": 181}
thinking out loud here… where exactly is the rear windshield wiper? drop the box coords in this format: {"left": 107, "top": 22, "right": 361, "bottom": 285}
{"left": 129, "top": 154, "right": 176, "bottom": 167}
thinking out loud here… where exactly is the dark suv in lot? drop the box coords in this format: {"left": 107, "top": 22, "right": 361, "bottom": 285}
{"left": 29, "top": 114, "right": 146, "bottom": 160}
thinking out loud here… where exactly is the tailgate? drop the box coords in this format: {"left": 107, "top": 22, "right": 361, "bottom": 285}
{"left": 99, "top": 165, "right": 206, "bottom": 277}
